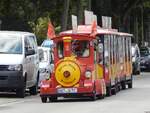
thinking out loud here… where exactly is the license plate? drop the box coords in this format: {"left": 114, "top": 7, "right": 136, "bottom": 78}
{"left": 57, "top": 88, "right": 77, "bottom": 94}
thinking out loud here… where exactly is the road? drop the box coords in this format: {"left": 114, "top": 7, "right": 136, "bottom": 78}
{"left": 0, "top": 72, "right": 150, "bottom": 113}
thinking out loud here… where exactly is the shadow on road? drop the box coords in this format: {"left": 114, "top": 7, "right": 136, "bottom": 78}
{"left": 0, "top": 91, "right": 31, "bottom": 98}
{"left": 46, "top": 97, "right": 101, "bottom": 103}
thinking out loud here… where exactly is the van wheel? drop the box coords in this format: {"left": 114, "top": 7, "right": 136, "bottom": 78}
{"left": 29, "top": 74, "right": 39, "bottom": 95}
{"left": 16, "top": 80, "right": 26, "bottom": 98}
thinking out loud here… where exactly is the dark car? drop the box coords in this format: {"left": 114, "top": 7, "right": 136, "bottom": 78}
{"left": 140, "top": 46, "right": 150, "bottom": 71}
{"left": 131, "top": 43, "right": 141, "bottom": 75}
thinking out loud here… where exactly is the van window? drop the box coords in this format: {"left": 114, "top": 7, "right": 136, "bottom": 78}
{"left": 0, "top": 35, "right": 22, "bottom": 54}
{"left": 25, "top": 36, "right": 37, "bottom": 54}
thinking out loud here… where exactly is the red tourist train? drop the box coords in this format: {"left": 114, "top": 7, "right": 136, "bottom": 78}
{"left": 40, "top": 15, "right": 133, "bottom": 103}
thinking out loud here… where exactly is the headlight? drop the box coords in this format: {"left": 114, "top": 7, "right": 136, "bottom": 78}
{"left": 8, "top": 64, "right": 22, "bottom": 71}
{"left": 85, "top": 71, "right": 92, "bottom": 79}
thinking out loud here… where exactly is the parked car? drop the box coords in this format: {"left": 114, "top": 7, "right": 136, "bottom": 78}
{"left": 131, "top": 43, "right": 141, "bottom": 75}
{"left": 140, "top": 46, "right": 150, "bottom": 71}
{"left": 41, "top": 39, "right": 53, "bottom": 48}
{"left": 0, "top": 31, "right": 39, "bottom": 97}
{"left": 38, "top": 47, "right": 54, "bottom": 87}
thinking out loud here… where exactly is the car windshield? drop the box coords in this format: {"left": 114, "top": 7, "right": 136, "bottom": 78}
{"left": 140, "top": 47, "right": 150, "bottom": 57}
{"left": 41, "top": 39, "right": 53, "bottom": 48}
{"left": 0, "top": 34, "right": 22, "bottom": 54}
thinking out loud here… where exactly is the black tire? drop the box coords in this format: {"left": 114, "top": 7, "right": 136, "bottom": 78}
{"left": 111, "top": 84, "right": 117, "bottom": 95}
{"left": 16, "top": 87, "right": 25, "bottom": 98}
{"left": 49, "top": 97, "right": 57, "bottom": 102}
{"left": 97, "top": 94, "right": 105, "bottom": 99}
{"left": 16, "top": 79, "right": 26, "bottom": 98}
{"left": 29, "top": 73, "right": 39, "bottom": 95}
{"left": 41, "top": 97, "right": 47, "bottom": 103}
{"left": 90, "top": 92, "right": 96, "bottom": 101}
{"left": 121, "top": 80, "right": 126, "bottom": 90}
{"left": 106, "top": 84, "right": 112, "bottom": 97}
{"left": 128, "top": 75, "right": 133, "bottom": 88}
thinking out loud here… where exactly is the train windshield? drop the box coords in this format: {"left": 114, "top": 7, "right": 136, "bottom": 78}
{"left": 72, "top": 40, "right": 89, "bottom": 57}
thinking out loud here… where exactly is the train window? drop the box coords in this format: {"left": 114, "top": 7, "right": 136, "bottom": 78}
{"left": 57, "top": 41, "right": 64, "bottom": 58}
{"left": 72, "top": 40, "right": 89, "bottom": 57}
{"left": 104, "top": 35, "right": 110, "bottom": 67}
{"left": 97, "top": 36, "right": 104, "bottom": 64}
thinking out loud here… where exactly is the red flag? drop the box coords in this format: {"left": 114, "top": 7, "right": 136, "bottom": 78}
{"left": 90, "top": 20, "right": 97, "bottom": 37}
{"left": 47, "top": 22, "right": 56, "bottom": 39}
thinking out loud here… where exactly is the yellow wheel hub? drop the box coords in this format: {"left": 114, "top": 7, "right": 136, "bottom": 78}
{"left": 55, "top": 61, "right": 80, "bottom": 87}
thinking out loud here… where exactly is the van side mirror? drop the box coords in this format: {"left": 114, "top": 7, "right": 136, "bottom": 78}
{"left": 25, "top": 49, "right": 35, "bottom": 56}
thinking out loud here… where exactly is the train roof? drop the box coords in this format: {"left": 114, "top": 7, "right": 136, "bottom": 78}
{"left": 60, "top": 25, "right": 133, "bottom": 36}
{"left": 52, "top": 25, "right": 132, "bottom": 40}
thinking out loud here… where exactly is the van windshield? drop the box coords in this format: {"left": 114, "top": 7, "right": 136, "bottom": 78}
{"left": 0, "top": 35, "right": 22, "bottom": 54}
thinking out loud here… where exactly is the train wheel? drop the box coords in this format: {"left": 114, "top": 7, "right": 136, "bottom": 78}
{"left": 106, "top": 84, "right": 112, "bottom": 97}
{"left": 49, "top": 96, "right": 57, "bottom": 102}
{"left": 90, "top": 94, "right": 96, "bottom": 101}
{"left": 128, "top": 75, "right": 133, "bottom": 88}
{"left": 121, "top": 80, "right": 126, "bottom": 90}
{"left": 97, "top": 94, "right": 105, "bottom": 99}
{"left": 41, "top": 97, "right": 47, "bottom": 103}
{"left": 111, "top": 84, "right": 117, "bottom": 95}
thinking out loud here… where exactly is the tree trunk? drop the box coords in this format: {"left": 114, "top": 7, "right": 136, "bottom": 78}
{"left": 61, "top": 0, "right": 70, "bottom": 31}
{"left": 77, "top": 0, "right": 83, "bottom": 25}
{"left": 88, "top": 0, "right": 91, "bottom": 11}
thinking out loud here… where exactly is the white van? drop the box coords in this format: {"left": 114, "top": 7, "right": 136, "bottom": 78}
{"left": 0, "top": 31, "right": 39, "bottom": 97}
{"left": 38, "top": 47, "right": 54, "bottom": 87}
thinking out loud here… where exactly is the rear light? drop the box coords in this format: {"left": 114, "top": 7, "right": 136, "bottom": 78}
{"left": 85, "top": 71, "right": 92, "bottom": 79}
{"left": 40, "top": 81, "right": 50, "bottom": 88}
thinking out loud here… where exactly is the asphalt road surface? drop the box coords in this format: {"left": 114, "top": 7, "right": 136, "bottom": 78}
{"left": 0, "top": 72, "right": 150, "bottom": 113}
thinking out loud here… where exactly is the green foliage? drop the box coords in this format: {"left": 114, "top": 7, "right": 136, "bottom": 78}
{"left": 28, "top": 17, "right": 50, "bottom": 45}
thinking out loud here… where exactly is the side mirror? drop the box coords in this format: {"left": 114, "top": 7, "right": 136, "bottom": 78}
{"left": 25, "top": 49, "right": 35, "bottom": 56}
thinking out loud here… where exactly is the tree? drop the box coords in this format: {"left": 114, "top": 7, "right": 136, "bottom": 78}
{"left": 61, "top": 0, "right": 70, "bottom": 31}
